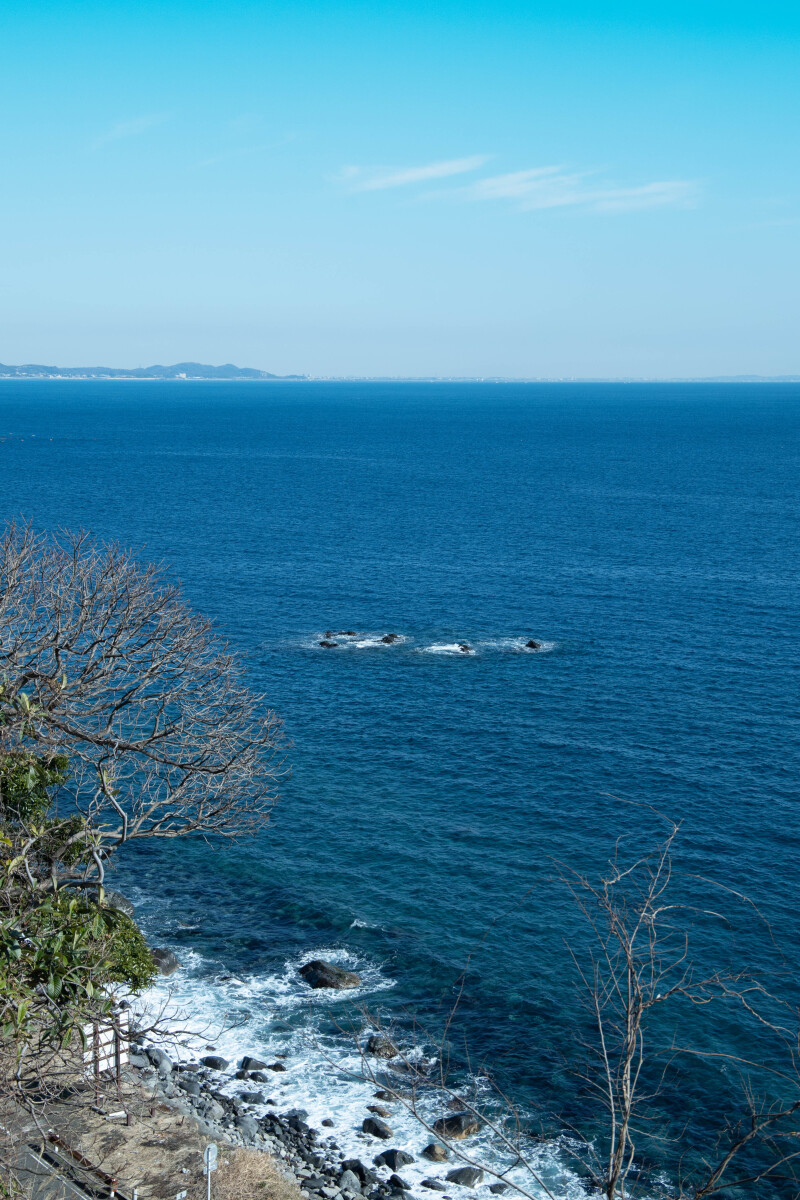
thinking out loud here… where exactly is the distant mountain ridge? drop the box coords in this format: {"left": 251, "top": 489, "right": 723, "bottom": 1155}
{"left": 0, "top": 361, "right": 306, "bottom": 380}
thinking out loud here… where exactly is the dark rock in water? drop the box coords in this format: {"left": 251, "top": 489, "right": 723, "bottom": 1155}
{"left": 422, "top": 1182, "right": 448, "bottom": 1192}
{"left": 320, "top": 640, "right": 338, "bottom": 648}
{"left": 374, "top": 1150, "right": 414, "bottom": 1170}
{"left": 241, "top": 1056, "right": 269, "bottom": 1070}
{"left": 433, "top": 1113, "right": 480, "bottom": 1140}
{"left": 240, "top": 1090, "right": 265, "bottom": 1103}
{"left": 235, "top": 1114, "right": 259, "bottom": 1140}
{"left": 419, "top": 1142, "right": 450, "bottom": 1161}
{"left": 374, "top": 1090, "right": 396, "bottom": 1101}
{"left": 388, "top": 1177, "right": 410, "bottom": 1192}
{"left": 446, "top": 1169, "right": 484, "bottom": 1188}
{"left": 447, "top": 1097, "right": 467, "bottom": 1111}
{"left": 200, "top": 1055, "right": 229, "bottom": 1071}
{"left": 151, "top": 947, "right": 181, "bottom": 976}
{"left": 102, "top": 890, "right": 135, "bottom": 918}
{"left": 367, "top": 1034, "right": 398, "bottom": 1059}
{"left": 283, "top": 1108, "right": 309, "bottom": 1121}
{"left": 299, "top": 959, "right": 361, "bottom": 989}
{"left": 367, "top": 1104, "right": 392, "bottom": 1117}
{"left": 380, "top": 634, "right": 400, "bottom": 644}
{"left": 362, "top": 1117, "right": 393, "bottom": 1139}
{"left": 267, "top": 1062, "right": 287, "bottom": 1071}
{"left": 339, "top": 1169, "right": 363, "bottom": 1193}
{"left": 322, "top": 1118, "right": 334, "bottom": 1127}
{"left": 249, "top": 1070, "right": 269, "bottom": 1082}
{"left": 421, "top": 1145, "right": 449, "bottom": 1163}
{"left": 525, "top": 639, "right": 542, "bottom": 650}
{"left": 458, "top": 644, "right": 472, "bottom": 654}
{"left": 489, "top": 1185, "right": 509, "bottom": 1194}
{"left": 235, "top": 1070, "right": 251, "bottom": 1080}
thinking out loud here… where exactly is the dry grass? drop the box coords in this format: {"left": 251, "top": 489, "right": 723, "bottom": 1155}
{"left": 213, "top": 1148, "right": 304, "bottom": 1200}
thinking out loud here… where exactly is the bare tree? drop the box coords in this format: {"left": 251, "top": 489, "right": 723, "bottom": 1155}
{"left": 330, "top": 813, "right": 800, "bottom": 1200}
{"left": 1, "top": 521, "right": 285, "bottom": 891}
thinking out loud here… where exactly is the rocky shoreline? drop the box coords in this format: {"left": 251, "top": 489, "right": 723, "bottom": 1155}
{"left": 132, "top": 1043, "right": 500, "bottom": 1200}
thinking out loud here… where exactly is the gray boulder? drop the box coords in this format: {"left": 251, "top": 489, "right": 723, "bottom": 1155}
{"left": 151, "top": 947, "right": 181, "bottom": 976}
{"left": 299, "top": 959, "right": 361, "bottom": 989}
{"left": 179, "top": 1076, "right": 201, "bottom": 1096}
{"left": 235, "top": 1114, "right": 259, "bottom": 1141}
{"left": 433, "top": 1113, "right": 481, "bottom": 1140}
{"left": 201, "top": 1055, "right": 229, "bottom": 1071}
{"left": 446, "top": 1169, "right": 484, "bottom": 1189}
{"left": 362, "top": 1117, "right": 393, "bottom": 1140}
{"left": 367, "top": 1034, "right": 398, "bottom": 1059}
{"left": 374, "top": 1150, "right": 414, "bottom": 1171}
{"left": 144, "top": 1047, "right": 173, "bottom": 1074}
{"left": 339, "top": 1170, "right": 362, "bottom": 1193}
{"left": 422, "top": 1145, "right": 449, "bottom": 1162}
{"left": 103, "top": 890, "right": 135, "bottom": 918}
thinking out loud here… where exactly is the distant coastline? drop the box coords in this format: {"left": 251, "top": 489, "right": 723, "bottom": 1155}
{"left": 0, "top": 361, "right": 798, "bottom": 383}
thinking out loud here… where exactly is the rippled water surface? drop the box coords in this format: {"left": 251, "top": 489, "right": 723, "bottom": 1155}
{"left": 1, "top": 381, "right": 798, "bottom": 1194}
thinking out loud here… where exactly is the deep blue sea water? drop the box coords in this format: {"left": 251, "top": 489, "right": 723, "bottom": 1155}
{"left": 1, "top": 382, "right": 798, "bottom": 1196}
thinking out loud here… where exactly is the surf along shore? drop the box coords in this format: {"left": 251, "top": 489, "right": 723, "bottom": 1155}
{"left": 26, "top": 938, "right": 494, "bottom": 1200}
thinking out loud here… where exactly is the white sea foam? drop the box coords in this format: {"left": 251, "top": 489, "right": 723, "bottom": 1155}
{"left": 132, "top": 945, "right": 586, "bottom": 1199}
{"left": 419, "top": 642, "right": 476, "bottom": 655}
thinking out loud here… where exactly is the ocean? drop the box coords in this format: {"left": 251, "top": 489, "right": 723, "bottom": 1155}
{"left": 1, "top": 381, "right": 798, "bottom": 1197}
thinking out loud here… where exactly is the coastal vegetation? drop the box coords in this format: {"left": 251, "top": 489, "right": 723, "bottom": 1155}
{"left": 0, "top": 521, "right": 285, "bottom": 1191}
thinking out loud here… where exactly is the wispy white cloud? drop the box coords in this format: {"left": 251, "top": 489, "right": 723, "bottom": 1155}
{"left": 91, "top": 114, "right": 169, "bottom": 150}
{"left": 337, "top": 155, "right": 489, "bottom": 192}
{"left": 457, "top": 167, "right": 697, "bottom": 212}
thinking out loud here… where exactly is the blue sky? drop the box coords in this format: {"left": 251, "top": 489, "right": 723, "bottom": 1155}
{"left": 1, "top": 0, "right": 798, "bottom": 376}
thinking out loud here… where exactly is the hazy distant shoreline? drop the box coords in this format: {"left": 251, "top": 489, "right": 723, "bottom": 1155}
{"left": 0, "top": 362, "right": 798, "bottom": 383}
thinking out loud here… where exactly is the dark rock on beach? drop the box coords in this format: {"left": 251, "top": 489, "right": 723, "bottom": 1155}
{"left": 299, "top": 959, "right": 361, "bottom": 989}
{"left": 388, "top": 1175, "right": 410, "bottom": 1192}
{"left": 200, "top": 1055, "right": 229, "bottom": 1071}
{"left": 367, "top": 1034, "right": 398, "bottom": 1059}
{"left": 151, "top": 947, "right": 181, "bottom": 975}
{"left": 446, "top": 1168, "right": 484, "bottom": 1188}
{"left": 341, "top": 1160, "right": 377, "bottom": 1186}
{"left": 362, "top": 1117, "right": 393, "bottom": 1139}
{"left": 374, "top": 1150, "right": 414, "bottom": 1171}
{"left": 432, "top": 1113, "right": 481, "bottom": 1140}
{"left": 240, "top": 1090, "right": 265, "bottom": 1104}
{"left": 422, "top": 1144, "right": 449, "bottom": 1162}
